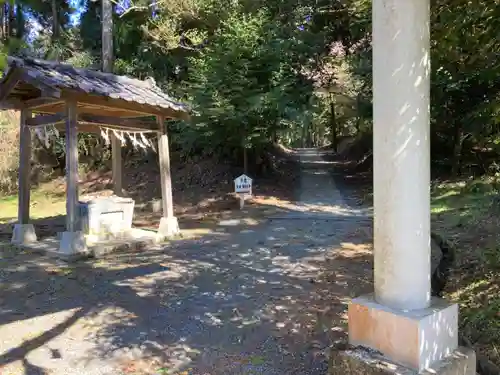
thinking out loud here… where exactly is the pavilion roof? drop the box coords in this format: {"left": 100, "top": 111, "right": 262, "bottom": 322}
{"left": 0, "top": 56, "right": 189, "bottom": 120}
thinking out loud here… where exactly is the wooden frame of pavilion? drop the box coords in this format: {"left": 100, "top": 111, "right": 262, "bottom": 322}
{"left": 0, "top": 56, "right": 189, "bottom": 256}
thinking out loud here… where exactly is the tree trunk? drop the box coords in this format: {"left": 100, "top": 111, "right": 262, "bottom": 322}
{"left": 313, "top": 122, "right": 319, "bottom": 147}
{"left": 151, "top": 0, "right": 157, "bottom": 17}
{"left": 451, "top": 123, "right": 463, "bottom": 177}
{"left": 271, "top": 127, "right": 278, "bottom": 143}
{"left": 306, "top": 124, "right": 313, "bottom": 147}
{"left": 318, "top": 120, "right": 325, "bottom": 147}
{"left": 51, "top": 0, "right": 59, "bottom": 41}
{"left": 102, "top": 0, "right": 123, "bottom": 195}
{"left": 16, "top": 3, "right": 24, "bottom": 39}
{"left": 243, "top": 147, "right": 248, "bottom": 174}
{"left": 0, "top": 5, "right": 5, "bottom": 42}
{"left": 355, "top": 96, "right": 361, "bottom": 134}
{"left": 102, "top": 0, "right": 113, "bottom": 72}
{"left": 330, "top": 98, "right": 338, "bottom": 151}
{"left": 301, "top": 124, "right": 306, "bottom": 148}
{"left": 7, "top": 3, "right": 14, "bottom": 38}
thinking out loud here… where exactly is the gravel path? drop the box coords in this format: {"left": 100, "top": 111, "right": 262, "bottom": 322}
{"left": 0, "top": 149, "right": 373, "bottom": 375}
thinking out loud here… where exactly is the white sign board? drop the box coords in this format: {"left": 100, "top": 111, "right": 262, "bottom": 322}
{"left": 234, "top": 174, "right": 253, "bottom": 209}
{"left": 234, "top": 174, "right": 253, "bottom": 194}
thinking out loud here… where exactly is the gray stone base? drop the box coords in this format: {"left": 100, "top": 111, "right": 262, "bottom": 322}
{"left": 90, "top": 228, "right": 159, "bottom": 257}
{"left": 157, "top": 216, "right": 180, "bottom": 241}
{"left": 11, "top": 223, "right": 37, "bottom": 245}
{"left": 19, "top": 229, "right": 160, "bottom": 262}
{"left": 329, "top": 345, "right": 476, "bottom": 375}
{"left": 58, "top": 231, "right": 89, "bottom": 260}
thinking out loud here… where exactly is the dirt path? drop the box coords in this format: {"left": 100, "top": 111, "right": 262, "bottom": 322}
{"left": 0, "top": 149, "right": 373, "bottom": 375}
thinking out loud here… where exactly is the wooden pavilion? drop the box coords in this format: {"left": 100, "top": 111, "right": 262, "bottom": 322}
{"left": 0, "top": 56, "right": 189, "bottom": 258}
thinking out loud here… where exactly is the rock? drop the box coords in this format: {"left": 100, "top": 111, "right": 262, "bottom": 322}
{"left": 430, "top": 232, "right": 455, "bottom": 297}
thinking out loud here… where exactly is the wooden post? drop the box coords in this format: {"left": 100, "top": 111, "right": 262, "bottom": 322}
{"left": 111, "top": 135, "right": 123, "bottom": 195}
{"left": 157, "top": 116, "right": 174, "bottom": 218}
{"left": 18, "top": 109, "right": 32, "bottom": 224}
{"left": 65, "top": 101, "right": 79, "bottom": 232}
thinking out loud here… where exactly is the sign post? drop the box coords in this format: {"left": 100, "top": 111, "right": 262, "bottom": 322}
{"left": 233, "top": 174, "right": 253, "bottom": 209}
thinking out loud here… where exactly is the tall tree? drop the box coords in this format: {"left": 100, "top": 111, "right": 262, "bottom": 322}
{"left": 102, "top": 0, "right": 123, "bottom": 195}
{"left": 51, "top": 0, "right": 59, "bottom": 42}
{"left": 101, "top": 0, "right": 113, "bottom": 72}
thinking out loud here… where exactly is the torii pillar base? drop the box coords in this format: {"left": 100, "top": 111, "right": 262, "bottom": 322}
{"left": 329, "top": 294, "right": 476, "bottom": 375}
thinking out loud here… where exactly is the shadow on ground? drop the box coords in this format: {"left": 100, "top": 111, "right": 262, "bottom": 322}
{"left": 0, "top": 210, "right": 373, "bottom": 375}
{"left": 0, "top": 147, "right": 376, "bottom": 374}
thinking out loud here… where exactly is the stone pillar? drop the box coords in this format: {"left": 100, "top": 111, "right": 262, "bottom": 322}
{"left": 12, "top": 109, "right": 37, "bottom": 245}
{"left": 372, "top": 0, "right": 431, "bottom": 311}
{"left": 156, "top": 116, "right": 179, "bottom": 240}
{"left": 334, "top": 0, "right": 476, "bottom": 374}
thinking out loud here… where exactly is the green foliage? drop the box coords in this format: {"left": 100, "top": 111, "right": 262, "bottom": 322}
{"left": 3, "top": 0, "right": 500, "bottom": 168}
{"left": 431, "top": 0, "right": 500, "bottom": 126}
{"left": 185, "top": 7, "right": 314, "bottom": 154}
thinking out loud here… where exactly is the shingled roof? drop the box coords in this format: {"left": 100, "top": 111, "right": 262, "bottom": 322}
{"left": 1, "top": 56, "right": 189, "bottom": 119}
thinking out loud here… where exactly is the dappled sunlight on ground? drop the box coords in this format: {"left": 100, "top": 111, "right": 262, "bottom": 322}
{"left": 0, "top": 148, "right": 377, "bottom": 374}
{"left": 0, "top": 209, "right": 373, "bottom": 374}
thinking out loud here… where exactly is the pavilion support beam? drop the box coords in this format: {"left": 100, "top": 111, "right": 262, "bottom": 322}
{"left": 331, "top": 0, "right": 476, "bottom": 374}
{"left": 26, "top": 113, "right": 66, "bottom": 127}
{"left": 111, "top": 131, "right": 123, "bottom": 196}
{"left": 156, "top": 116, "right": 179, "bottom": 239}
{"left": 11, "top": 109, "right": 37, "bottom": 245}
{"left": 18, "top": 110, "right": 33, "bottom": 225}
{"left": 53, "top": 122, "right": 157, "bottom": 134}
{"left": 24, "top": 97, "right": 64, "bottom": 110}
{"left": 65, "top": 101, "right": 79, "bottom": 232}
{"left": 58, "top": 100, "right": 87, "bottom": 258}
{"left": 78, "top": 114, "right": 158, "bottom": 131}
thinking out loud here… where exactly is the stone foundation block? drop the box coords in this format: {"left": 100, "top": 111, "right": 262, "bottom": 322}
{"left": 329, "top": 345, "right": 476, "bottom": 375}
{"left": 157, "top": 216, "right": 180, "bottom": 241}
{"left": 11, "top": 223, "right": 37, "bottom": 245}
{"left": 349, "top": 294, "right": 458, "bottom": 372}
{"left": 58, "top": 231, "right": 89, "bottom": 261}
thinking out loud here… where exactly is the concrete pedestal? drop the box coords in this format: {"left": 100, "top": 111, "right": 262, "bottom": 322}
{"left": 157, "top": 216, "right": 180, "bottom": 241}
{"left": 11, "top": 223, "right": 37, "bottom": 245}
{"left": 58, "top": 231, "right": 88, "bottom": 260}
{"left": 329, "top": 345, "right": 476, "bottom": 375}
{"left": 348, "top": 294, "right": 460, "bottom": 372}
